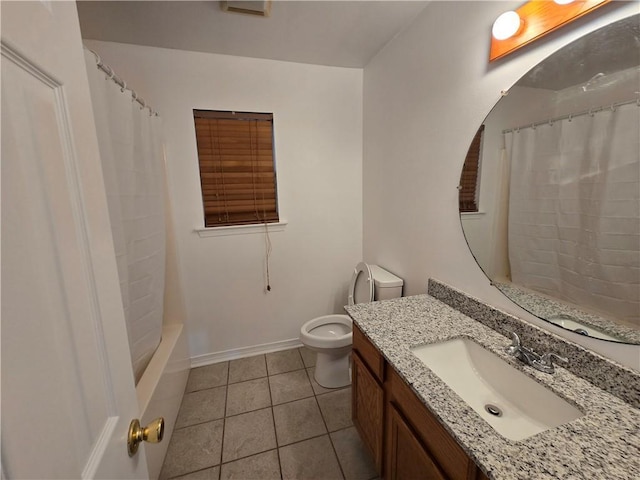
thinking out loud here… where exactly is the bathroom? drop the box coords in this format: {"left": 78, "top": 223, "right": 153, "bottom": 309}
{"left": 1, "top": 1, "right": 638, "bottom": 479}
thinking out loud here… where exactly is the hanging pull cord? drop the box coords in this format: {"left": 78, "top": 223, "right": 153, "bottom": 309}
{"left": 264, "top": 221, "right": 272, "bottom": 292}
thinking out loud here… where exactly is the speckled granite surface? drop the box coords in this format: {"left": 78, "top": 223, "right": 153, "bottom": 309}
{"left": 345, "top": 294, "right": 640, "bottom": 480}
{"left": 493, "top": 281, "right": 640, "bottom": 344}
{"left": 428, "top": 279, "right": 640, "bottom": 408}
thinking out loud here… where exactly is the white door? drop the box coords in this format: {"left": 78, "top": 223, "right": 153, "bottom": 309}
{"left": 1, "top": 1, "right": 149, "bottom": 478}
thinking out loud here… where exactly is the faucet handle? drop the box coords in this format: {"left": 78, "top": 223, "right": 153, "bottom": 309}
{"left": 540, "top": 352, "right": 568, "bottom": 368}
{"left": 506, "top": 331, "right": 521, "bottom": 355}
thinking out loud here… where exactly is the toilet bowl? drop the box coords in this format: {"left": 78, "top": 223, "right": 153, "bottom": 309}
{"left": 300, "top": 263, "right": 403, "bottom": 388}
{"left": 300, "top": 314, "right": 353, "bottom": 388}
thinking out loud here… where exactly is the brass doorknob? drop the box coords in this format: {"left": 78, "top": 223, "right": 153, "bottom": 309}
{"left": 127, "top": 417, "right": 164, "bottom": 457}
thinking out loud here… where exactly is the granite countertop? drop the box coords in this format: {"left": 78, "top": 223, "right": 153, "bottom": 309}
{"left": 345, "top": 294, "right": 640, "bottom": 480}
{"left": 492, "top": 281, "right": 640, "bottom": 344}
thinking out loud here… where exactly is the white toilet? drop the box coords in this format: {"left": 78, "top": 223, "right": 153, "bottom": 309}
{"left": 300, "top": 262, "right": 403, "bottom": 388}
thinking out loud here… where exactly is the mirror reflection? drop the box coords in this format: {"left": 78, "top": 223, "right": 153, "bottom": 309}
{"left": 460, "top": 15, "right": 640, "bottom": 344}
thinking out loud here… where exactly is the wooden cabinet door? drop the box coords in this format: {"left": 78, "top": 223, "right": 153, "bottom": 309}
{"left": 387, "top": 404, "right": 446, "bottom": 480}
{"left": 352, "top": 352, "right": 384, "bottom": 475}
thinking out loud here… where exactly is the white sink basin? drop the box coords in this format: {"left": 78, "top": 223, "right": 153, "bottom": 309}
{"left": 411, "top": 338, "right": 583, "bottom": 441}
{"left": 546, "top": 314, "right": 623, "bottom": 342}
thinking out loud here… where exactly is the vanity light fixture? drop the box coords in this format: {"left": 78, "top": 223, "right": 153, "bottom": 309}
{"left": 489, "top": 0, "right": 611, "bottom": 61}
{"left": 492, "top": 11, "right": 523, "bottom": 40}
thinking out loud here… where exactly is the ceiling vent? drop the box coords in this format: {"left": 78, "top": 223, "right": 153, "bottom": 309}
{"left": 220, "top": 1, "right": 272, "bottom": 17}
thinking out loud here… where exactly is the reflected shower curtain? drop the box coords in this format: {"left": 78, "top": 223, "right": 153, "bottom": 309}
{"left": 507, "top": 103, "right": 639, "bottom": 325}
{"left": 84, "top": 51, "right": 166, "bottom": 383}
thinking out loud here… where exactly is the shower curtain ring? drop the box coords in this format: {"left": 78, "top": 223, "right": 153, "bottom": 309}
{"left": 588, "top": 108, "right": 594, "bottom": 117}
{"left": 121, "top": 80, "right": 127, "bottom": 93}
{"left": 89, "top": 49, "right": 103, "bottom": 69}
{"left": 568, "top": 114, "right": 572, "bottom": 122}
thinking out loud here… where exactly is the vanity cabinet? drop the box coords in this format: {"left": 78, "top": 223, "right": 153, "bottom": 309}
{"left": 387, "top": 403, "right": 446, "bottom": 480}
{"left": 352, "top": 353, "right": 384, "bottom": 473}
{"left": 352, "top": 323, "right": 489, "bottom": 480}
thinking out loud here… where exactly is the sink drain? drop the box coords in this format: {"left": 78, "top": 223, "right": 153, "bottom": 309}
{"left": 485, "top": 404, "right": 503, "bottom": 417}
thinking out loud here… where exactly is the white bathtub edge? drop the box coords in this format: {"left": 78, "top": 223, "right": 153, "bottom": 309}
{"left": 138, "top": 324, "right": 189, "bottom": 480}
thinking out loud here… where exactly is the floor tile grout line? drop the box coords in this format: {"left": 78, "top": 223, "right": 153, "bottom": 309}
{"left": 173, "top": 416, "right": 225, "bottom": 432}
{"left": 176, "top": 382, "right": 326, "bottom": 433}
{"left": 276, "top": 447, "right": 284, "bottom": 480}
{"left": 264, "top": 360, "right": 284, "bottom": 479}
{"left": 227, "top": 354, "right": 267, "bottom": 385}
{"left": 266, "top": 348, "right": 305, "bottom": 377}
{"left": 277, "top": 430, "right": 335, "bottom": 451}
{"left": 221, "top": 354, "right": 275, "bottom": 468}
{"left": 312, "top": 386, "right": 347, "bottom": 480}
{"left": 211, "top": 424, "right": 357, "bottom": 469}
{"left": 165, "top": 347, "right": 375, "bottom": 480}
{"left": 166, "top": 463, "right": 219, "bottom": 480}
{"left": 173, "top": 384, "right": 227, "bottom": 431}
{"left": 165, "top": 425, "right": 362, "bottom": 480}
{"left": 184, "top": 360, "right": 230, "bottom": 394}
{"left": 218, "top": 362, "right": 230, "bottom": 478}
{"left": 273, "top": 414, "right": 284, "bottom": 479}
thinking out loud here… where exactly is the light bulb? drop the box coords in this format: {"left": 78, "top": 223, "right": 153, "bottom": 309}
{"left": 554, "top": 0, "right": 575, "bottom": 4}
{"left": 492, "top": 11, "right": 523, "bottom": 40}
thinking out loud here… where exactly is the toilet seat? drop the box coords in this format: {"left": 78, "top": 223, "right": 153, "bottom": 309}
{"left": 300, "top": 314, "right": 352, "bottom": 350}
{"left": 348, "top": 262, "right": 374, "bottom": 306}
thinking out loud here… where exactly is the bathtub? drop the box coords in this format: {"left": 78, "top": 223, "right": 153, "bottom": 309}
{"left": 136, "top": 324, "right": 190, "bottom": 479}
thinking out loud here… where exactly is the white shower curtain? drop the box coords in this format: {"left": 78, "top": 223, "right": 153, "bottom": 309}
{"left": 507, "top": 103, "right": 639, "bottom": 325}
{"left": 84, "top": 51, "right": 166, "bottom": 383}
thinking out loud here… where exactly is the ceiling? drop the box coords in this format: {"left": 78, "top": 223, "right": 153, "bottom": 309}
{"left": 77, "top": 1, "right": 430, "bottom": 68}
{"left": 77, "top": 2, "right": 638, "bottom": 88}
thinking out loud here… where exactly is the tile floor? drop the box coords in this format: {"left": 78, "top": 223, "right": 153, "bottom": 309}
{"left": 160, "top": 347, "right": 378, "bottom": 480}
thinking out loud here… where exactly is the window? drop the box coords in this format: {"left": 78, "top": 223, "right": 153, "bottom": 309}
{"left": 459, "top": 125, "right": 484, "bottom": 213}
{"left": 193, "top": 110, "right": 279, "bottom": 227}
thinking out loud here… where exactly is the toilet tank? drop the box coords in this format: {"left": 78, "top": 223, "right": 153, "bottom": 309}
{"left": 370, "top": 265, "right": 404, "bottom": 301}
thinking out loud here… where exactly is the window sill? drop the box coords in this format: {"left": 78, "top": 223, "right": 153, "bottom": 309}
{"left": 195, "top": 221, "right": 288, "bottom": 238}
{"left": 460, "top": 211, "right": 486, "bottom": 219}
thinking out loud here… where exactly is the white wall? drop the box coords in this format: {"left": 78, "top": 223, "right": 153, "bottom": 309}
{"left": 363, "top": 1, "right": 639, "bottom": 369}
{"left": 85, "top": 40, "right": 363, "bottom": 362}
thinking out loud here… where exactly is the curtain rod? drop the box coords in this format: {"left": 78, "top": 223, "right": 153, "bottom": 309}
{"left": 502, "top": 96, "right": 639, "bottom": 134}
{"left": 85, "top": 47, "right": 158, "bottom": 117}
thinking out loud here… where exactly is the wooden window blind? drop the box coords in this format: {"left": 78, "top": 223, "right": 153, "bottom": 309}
{"left": 459, "top": 125, "right": 484, "bottom": 213}
{"left": 193, "top": 110, "right": 279, "bottom": 227}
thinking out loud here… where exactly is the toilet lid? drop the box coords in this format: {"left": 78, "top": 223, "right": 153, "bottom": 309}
{"left": 348, "top": 262, "right": 374, "bottom": 306}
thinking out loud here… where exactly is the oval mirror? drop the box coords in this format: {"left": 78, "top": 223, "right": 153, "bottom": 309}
{"left": 460, "top": 14, "right": 640, "bottom": 344}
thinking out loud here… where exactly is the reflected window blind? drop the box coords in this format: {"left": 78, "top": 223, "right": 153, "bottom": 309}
{"left": 459, "top": 125, "right": 484, "bottom": 213}
{"left": 193, "top": 110, "right": 279, "bottom": 227}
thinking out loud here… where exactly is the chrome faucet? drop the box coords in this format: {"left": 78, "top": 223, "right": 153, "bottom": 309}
{"left": 506, "top": 332, "right": 568, "bottom": 374}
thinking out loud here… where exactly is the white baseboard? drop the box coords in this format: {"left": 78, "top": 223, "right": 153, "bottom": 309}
{"left": 190, "top": 337, "right": 304, "bottom": 368}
